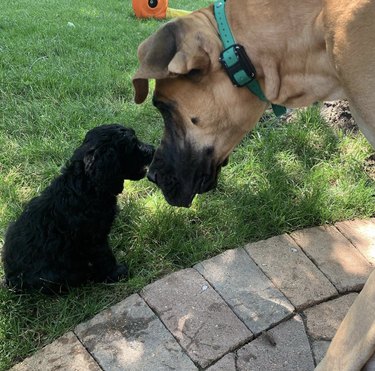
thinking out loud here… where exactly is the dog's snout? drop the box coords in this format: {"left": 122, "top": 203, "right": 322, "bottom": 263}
{"left": 147, "top": 168, "right": 158, "bottom": 185}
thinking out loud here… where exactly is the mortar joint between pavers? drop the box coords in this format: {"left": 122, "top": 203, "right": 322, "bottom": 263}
{"left": 243, "top": 241, "right": 338, "bottom": 311}
{"left": 192, "top": 264, "right": 257, "bottom": 336}
{"left": 299, "top": 310, "right": 318, "bottom": 367}
{"left": 295, "top": 287, "right": 363, "bottom": 313}
{"left": 241, "top": 245, "right": 299, "bottom": 307}
{"left": 72, "top": 329, "right": 105, "bottom": 371}
{"left": 202, "top": 311, "right": 299, "bottom": 370}
{"left": 288, "top": 232, "right": 343, "bottom": 294}
{"left": 139, "top": 288, "right": 202, "bottom": 369}
{"left": 333, "top": 224, "right": 375, "bottom": 267}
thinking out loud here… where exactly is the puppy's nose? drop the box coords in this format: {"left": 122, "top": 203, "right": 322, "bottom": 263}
{"left": 140, "top": 143, "right": 155, "bottom": 164}
{"left": 147, "top": 168, "right": 158, "bottom": 185}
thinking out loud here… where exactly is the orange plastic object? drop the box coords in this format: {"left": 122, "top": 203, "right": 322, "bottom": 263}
{"left": 132, "top": 0, "right": 168, "bottom": 19}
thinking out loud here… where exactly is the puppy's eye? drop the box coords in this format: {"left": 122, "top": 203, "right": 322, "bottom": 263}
{"left": 191, "top": 117, "right": 199, "bottom": 125}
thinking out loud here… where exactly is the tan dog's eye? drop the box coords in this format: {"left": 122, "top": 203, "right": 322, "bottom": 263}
{"left": 191, "top": 117, "right": 199, "bottom": 125}
{"left": 186, "top": 69, "right": 203, "bottom": 82}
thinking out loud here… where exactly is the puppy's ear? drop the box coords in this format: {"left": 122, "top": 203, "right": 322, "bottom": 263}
{"left": 132, "top": 18, "right": 214, "bottom": 104}
{"left": 83, "top": 148, "right": 96, "bottom": 174}
{"left": 84, "top": 147, "right": 125, "bottom": 195}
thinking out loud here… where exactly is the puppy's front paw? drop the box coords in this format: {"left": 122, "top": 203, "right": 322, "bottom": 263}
{"left": 106, "top": 264, "right": 128, "bottom": 283}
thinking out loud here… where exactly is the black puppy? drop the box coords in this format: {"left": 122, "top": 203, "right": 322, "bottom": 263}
{"left": 2, "top": 124, "right": 154, "bottom": 294}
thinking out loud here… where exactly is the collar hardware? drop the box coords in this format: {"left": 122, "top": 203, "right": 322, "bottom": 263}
{"left": 219, "top": 44, "right": 256, "bottom": 87}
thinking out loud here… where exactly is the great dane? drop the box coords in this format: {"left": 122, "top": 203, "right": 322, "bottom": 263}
{"left": 132, "top": 0, "right": 375, "bottom": 369}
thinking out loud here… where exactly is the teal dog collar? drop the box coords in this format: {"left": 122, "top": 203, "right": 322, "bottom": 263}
{"left": 214, "top": 0, "right": 286, "bottom": 117}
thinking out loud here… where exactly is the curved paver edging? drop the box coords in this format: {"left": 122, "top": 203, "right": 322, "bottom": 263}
{"left": 11, "top": 218, "right": 375, "bottom": 371}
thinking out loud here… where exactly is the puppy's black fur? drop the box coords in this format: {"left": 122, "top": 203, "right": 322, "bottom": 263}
{"left": 1, "top": 124, "right": 154, "bottom": 294}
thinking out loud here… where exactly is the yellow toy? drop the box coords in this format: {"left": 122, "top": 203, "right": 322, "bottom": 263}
{"left": 132, "top": 0, "right": 191, "bottom": 19}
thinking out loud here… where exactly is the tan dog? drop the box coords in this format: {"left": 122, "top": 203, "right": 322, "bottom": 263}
{"left": 133, "top": 0, "right": 375, "bottom": 369}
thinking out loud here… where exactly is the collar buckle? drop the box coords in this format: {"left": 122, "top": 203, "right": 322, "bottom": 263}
{"left": 219, "top": 44, "right": 256, "bottom": 87}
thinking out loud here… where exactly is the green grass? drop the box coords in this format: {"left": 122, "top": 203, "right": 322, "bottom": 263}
{"left": 0, "top": 0, "right": 374, "bottom": 369}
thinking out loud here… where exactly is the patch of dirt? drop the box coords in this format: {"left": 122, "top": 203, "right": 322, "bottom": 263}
{"left": 320, "top": 100, "right": 358, "bottom": 134}
{"left": 321, "top": 100, "right": 375, "bottom": 180}
{"left": 275, "top": 100, "right": 358, "bottom": 133}
{"left": 364, "top": 154, "right": 375, "bottom": 181}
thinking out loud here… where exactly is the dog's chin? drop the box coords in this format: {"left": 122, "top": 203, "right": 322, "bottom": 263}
{"left": 161, "top": 171, "right": 219, "bottom": 208}
{"left": 163, "top": 192, "right": 194, "bottom": 208}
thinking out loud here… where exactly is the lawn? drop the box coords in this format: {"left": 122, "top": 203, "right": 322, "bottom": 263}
{"left": 0, "top": 0, "right": 374, "bottom": 369}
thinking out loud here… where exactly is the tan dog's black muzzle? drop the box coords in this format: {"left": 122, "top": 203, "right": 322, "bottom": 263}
{"left": 147, "top": 143, "right": 222, "bottom": 207}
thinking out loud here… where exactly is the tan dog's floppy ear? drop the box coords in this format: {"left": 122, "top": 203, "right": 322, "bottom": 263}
{"left": 133, "top": 75, "right": 150, "bottom": 105}
{"left": 132, "top": 29, "right": 173, "bottom": 104}
{"left": 168, "top": 49, "right": 210, "bottom": 75}
{"left": 132, "top": 19, "right": 211, "bottom": 104}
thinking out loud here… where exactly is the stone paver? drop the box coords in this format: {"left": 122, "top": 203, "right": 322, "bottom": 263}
{"left": 303, "top": 293, "right": 358, "bottom": 366}
{"left": 236, "top": 315, "right": 315, "bottom": 371}
{"left": 335, "top": 218, "right": 375, "bottom": 265}
{"left": 194, "top": 248, "right": 294, "bottom": 335}
{"left": 303, "top": 293, "right": 358, "bottom": 340}
{"left": 11, "top": 331, "right": 100, "bottom": 371}
{"left": 141, "top": 268, "right": 252, "bottom": 368}
{"left": 291, "top": 226, "right": 372, "bottom": 292}
{"left": 75, "top": 294, "right": 197, "bottom": 371}
{"left": 206, "top": 353, "right": 236, "bottom": 371}
{"left": 312, "top": 340, "right": 331, "bottom": 365}
{"left": 245, "top": 234, "right": 338, "bottom": 309}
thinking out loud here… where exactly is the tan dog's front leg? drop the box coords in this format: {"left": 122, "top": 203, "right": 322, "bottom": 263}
{"left": 316, "top": 270, "right": 375, "bottom": 371}
{"left": 362, "top": 353, "right": 375, "bottom": 371}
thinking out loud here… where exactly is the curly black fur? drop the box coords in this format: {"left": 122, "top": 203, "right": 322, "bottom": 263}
{"left": 1, "top": 124, "right": 154, "bottom": 294}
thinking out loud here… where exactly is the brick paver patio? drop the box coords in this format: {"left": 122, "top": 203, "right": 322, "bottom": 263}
{"left": 12, "top": 218, "right": 375, "bottom": 371}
